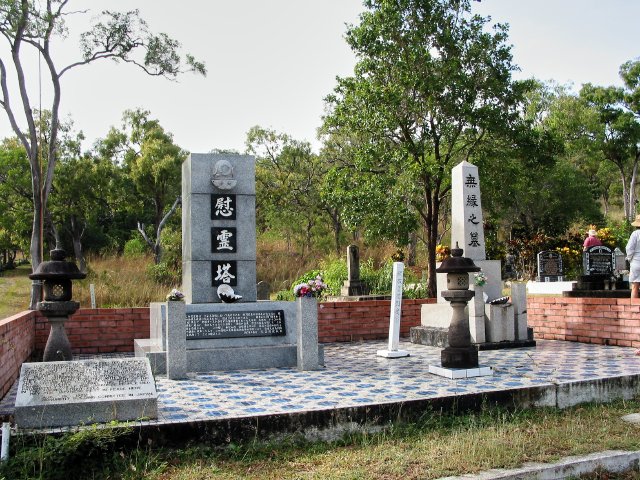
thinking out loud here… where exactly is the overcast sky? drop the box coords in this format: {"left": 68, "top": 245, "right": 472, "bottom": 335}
{"left": 0, "top": 0, "right": 638, "bottom": 155}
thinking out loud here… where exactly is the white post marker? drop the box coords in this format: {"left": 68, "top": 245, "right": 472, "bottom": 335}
{"left": 90, "top": 283, "right": 96, "bottom": 309}
{"left": 1, "top": 422, "right": 9, "bottom": 462}
{"left": 377, "top": 262, "right": 410, "bottom": 358}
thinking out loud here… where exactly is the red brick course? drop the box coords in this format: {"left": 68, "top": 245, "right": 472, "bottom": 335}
{"left": 33, "top": 308, "right": 151, "bottom": 356}
{"left": 318, "top": 299, "right": 435, "bottom": 343}
{"left": 0, "top": 311, "right": 35, "bottom": 398}
{"left": 527, "top": 296, "right": 640, "bottom": 347}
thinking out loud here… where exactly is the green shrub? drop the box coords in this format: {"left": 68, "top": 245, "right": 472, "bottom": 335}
{"left": 290, "top": 257, "right": 427, "bottom": 298}
{"left": 316, "top": 259, "right": 346, "bottom": 296}
{"left": 274, "top": 289, "right": 294, "bottom": 301}
{"left": 146, "top": 262, "right": 180, "bottom": 286}
{"left": 123, "top": 235, "right": 148, "bottom": 257}
{"left": 160, "top": 226, "right": 182, "bottom": 271}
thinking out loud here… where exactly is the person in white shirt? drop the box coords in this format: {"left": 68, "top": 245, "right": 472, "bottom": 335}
{"left": 625, "top": 214, "right": 640, "bottom": 299}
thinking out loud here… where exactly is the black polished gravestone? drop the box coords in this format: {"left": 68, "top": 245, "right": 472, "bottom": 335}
{"left": 583, "top": 245, "right": 614, "bottom": 276}
{"left": 565, "top": 245, "right": 629, "bottom": 297}
{"left": 537, "top": 251, "right": 563, "bottom": 282}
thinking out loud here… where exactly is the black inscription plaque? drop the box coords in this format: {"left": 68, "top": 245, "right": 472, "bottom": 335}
{"left": 584, "top": 245, "right": 614, "bottom": 275}
{"left": 211, "top": 227, "right": 237, "bottom": 253}
{"left": 212, "top": 260, "right": 237, "bottom": 286}
{"left": 211, "top": 194, "right": 236, "bottom": 220}
{"left": 537, "top": 251, "right": 563, "bottom": 282}
{"left": 186, "top": 310, "right": 286, "bottom": 339}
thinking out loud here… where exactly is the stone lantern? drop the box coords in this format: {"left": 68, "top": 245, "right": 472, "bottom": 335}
{"left": 435, "top": 243, "right": 480, "bottom": 369}
{"left": 29, "top": 248, "right": 86, "bottom": 361}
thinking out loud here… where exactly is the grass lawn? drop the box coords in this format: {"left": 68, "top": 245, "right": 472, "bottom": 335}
{"left": 2, "top": 400, "right": 640, "bottom": 480}
{"left": 0, "top": 264, "right": 31, "bottom": 318}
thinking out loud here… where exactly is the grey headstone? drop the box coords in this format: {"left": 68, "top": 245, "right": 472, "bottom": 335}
{"left": 347, "top": 245, "right": 360, "bottom": 281}
{"left": 15, "top": 358, "right": 157, "bottom": 428}
{"left": 341, "top": 245, "right": 368, "bottom": 296}
{"left": 484, "top": 304, "right": 515, "bottom": 342}
{"left": 256, "top": 281, "right": 271, "bottom": 300}
{"left": 510, "top": 282, "right": 529, "bottom": 341}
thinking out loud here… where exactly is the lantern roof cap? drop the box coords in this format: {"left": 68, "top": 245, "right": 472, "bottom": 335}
{"left": 436, "top": 243, "right": 481, "bottom": 274}
{"left": 29, "top": 248, "right": 87, "bottom": 281}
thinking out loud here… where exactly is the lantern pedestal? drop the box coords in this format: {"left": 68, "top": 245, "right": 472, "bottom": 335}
{"left": 440, "top": 289, "right": 477, "bottom": 369}
{"left": 428, "top": 244, "right": 493, "bottom": 380}
{"left": 38, "top": 300, "right": 80, "bottom": 361}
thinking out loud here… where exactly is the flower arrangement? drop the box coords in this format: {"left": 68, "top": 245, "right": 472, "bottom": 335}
{"left": 293, "top": 275, "right": 328, "bottom": 298}
{"left": 474, "top": 272, "right": 487, "bottom": 287}
{"left": 166, "top": 288, "right": 185, "bottom": 301}
{"left": 436, "top": 244, "right": 451, "bottom": 262}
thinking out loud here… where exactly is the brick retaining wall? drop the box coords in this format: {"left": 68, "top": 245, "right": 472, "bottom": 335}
{"left": 0, "top": 311, "right": 35, "bottom": 398}
{"left": 318, "top": 299, "right": 435, "bottom": 342}
{"left": 27, "top": 299, "right": 435, "bottom": 356}
{"left": 527, "top": 296, "right": 640, "bottom": 347}
{"left": 34, "top": 308, "right": 151, "bottom": 356}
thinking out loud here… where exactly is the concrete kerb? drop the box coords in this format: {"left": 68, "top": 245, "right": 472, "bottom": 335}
{"left": 437, "top": 450, "right": 640, "bottom": 479}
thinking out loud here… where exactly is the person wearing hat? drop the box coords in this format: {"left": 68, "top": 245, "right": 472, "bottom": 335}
{"left": 583, "top": 226, "right": 603, "bottom": 251}
{"left": 625, "top": 214, "right": 640, "bottom": 299}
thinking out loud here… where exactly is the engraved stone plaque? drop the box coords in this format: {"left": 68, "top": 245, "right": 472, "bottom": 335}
{"left": 186, "top": 310, "right": 286, "bottom": 339}
{"left": 15, "top": 358, "right": 157, "bottom": 428}
{"left": 584, "top": 246, "right": 614, "bottom": 275}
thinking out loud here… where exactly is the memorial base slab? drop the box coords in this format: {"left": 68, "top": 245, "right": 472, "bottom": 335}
{"left": 428, "top": 364, "right": 493, "bottom": 379}
{"left": 135, "top": 300, "right": 323, "bottom": 373}
{"left": 14, "top": 358, "right": 157, "bottom": 429}
{"left": 376, "top": 349, "right": 410, "bottom": 358}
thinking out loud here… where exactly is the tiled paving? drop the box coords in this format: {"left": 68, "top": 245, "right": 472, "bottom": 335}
{"left": 3, "top": 339, "right": 640, "bottom": 427}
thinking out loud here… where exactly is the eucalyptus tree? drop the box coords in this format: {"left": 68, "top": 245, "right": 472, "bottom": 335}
{"left": 96, "top": 109, "right": 185, "bottom": 264}
{"left": 578, "top": 59, "right": 640, "bottom": 222}
{"left": 0, "top": 139, "right": 31, "bottom": 265}
{"left": 321, "top": 0, "right": 527, "bottom": 296}
{"left": 246, "top": 126, "right": 344, "bottom": 255}
{"left": 0, "top": 1, "right": 205, "bottom": 306}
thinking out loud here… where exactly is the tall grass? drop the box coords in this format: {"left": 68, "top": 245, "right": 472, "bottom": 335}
{"left": 0, "top": 238, "right": 425, "bottom": 315}
{"left": 75, "top": 255, "right": 170, "bottom": 308}
{"left": 0, "top": 264, "right": 32, "bottom": 316}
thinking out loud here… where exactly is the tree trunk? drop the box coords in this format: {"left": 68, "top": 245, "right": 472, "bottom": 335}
{"left": 29, "top": 195, "right": 43, "bottom": 309}
{"left": 630, "top": 156, "right": 639, "bottom": 221}
{"left": 620, "top": 168, "right": 632, "bottom": 222}
{"left": 407, "top": 231, "right": 417, "bottom": 267}
{"left": 70, "top": 216, "right": 87, "bottom": 273}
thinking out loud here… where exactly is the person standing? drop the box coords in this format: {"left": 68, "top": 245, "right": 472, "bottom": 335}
{"left": 583, "top": 226, "right": 603, "bottom": 251}
{"left": 625, "top": 215, "right": 640, "bottom": 299}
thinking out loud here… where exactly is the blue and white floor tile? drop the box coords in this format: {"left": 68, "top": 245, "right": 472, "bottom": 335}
{"left": 2, "top": 340, "right": 639, "bottom": 424}
{"left": 148, "top": 340, "right": 640, "bottom": 424}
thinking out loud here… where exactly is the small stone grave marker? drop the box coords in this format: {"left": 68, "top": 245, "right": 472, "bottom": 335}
{"left": 14, "top": 358, "right": 157, "bottom": 428}
{"left": 537, "top": 251, "right": 563, "bottom": 282}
